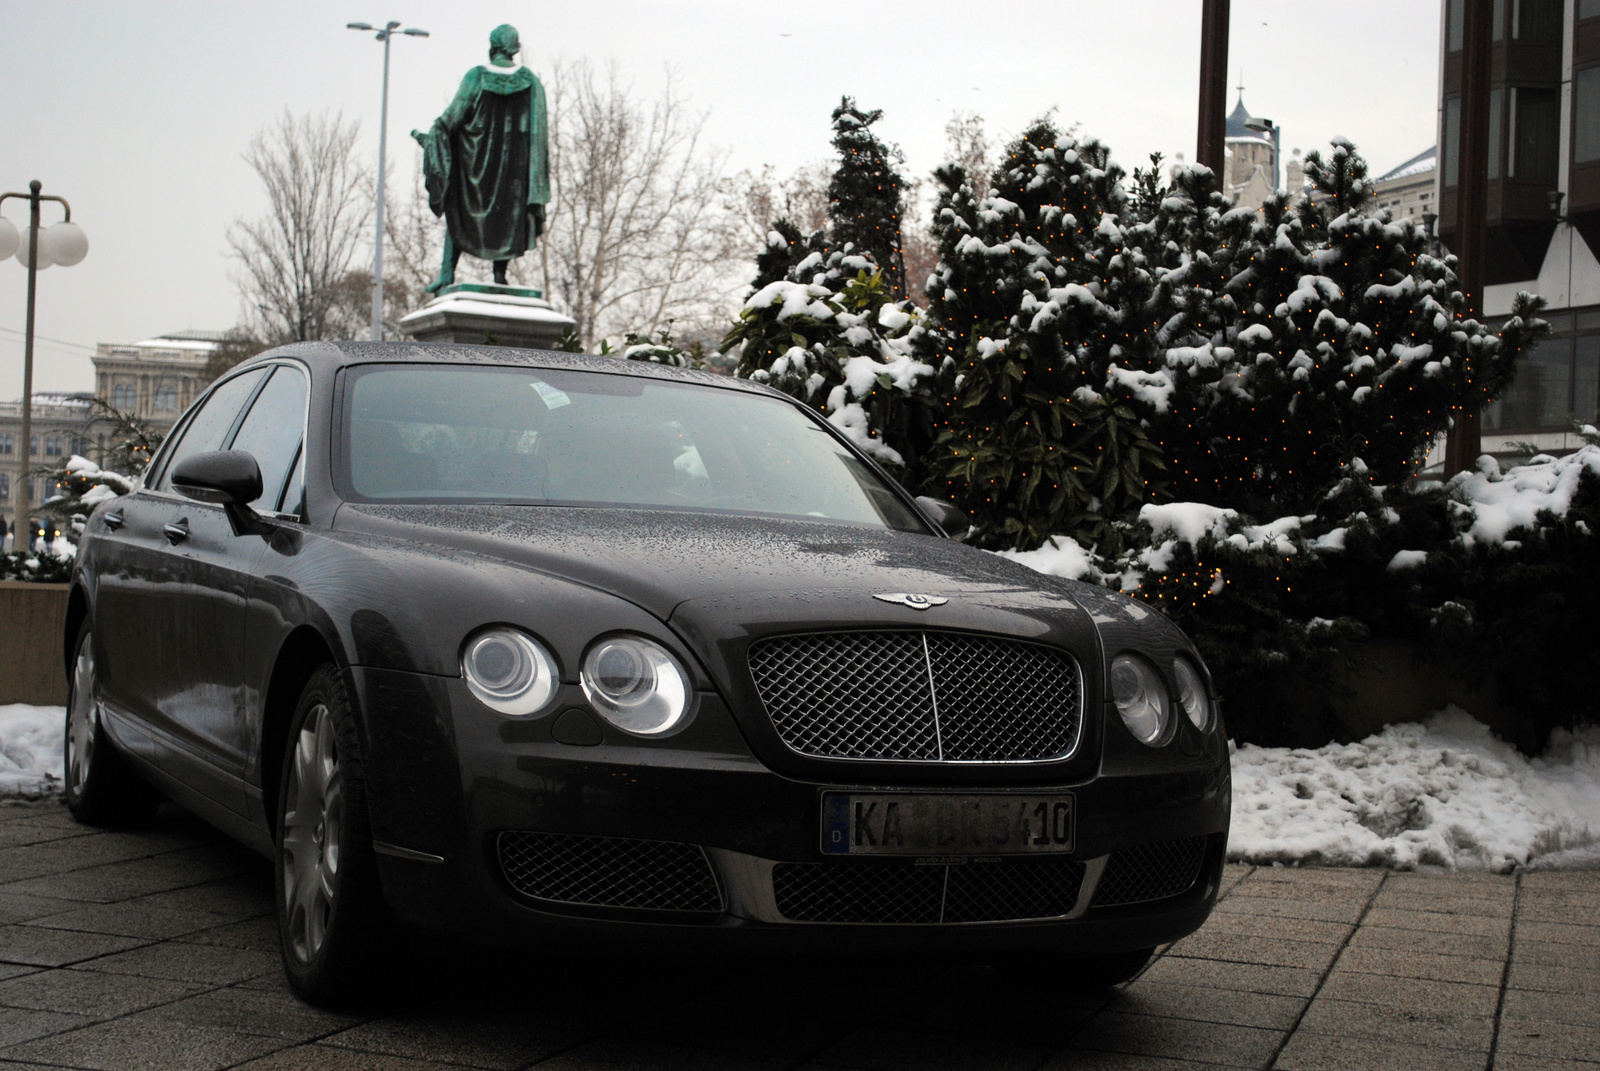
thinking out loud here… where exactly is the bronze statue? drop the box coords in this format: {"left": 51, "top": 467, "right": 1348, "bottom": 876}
{"left": 412, "top": 24, "right": 550, "bottom": 292}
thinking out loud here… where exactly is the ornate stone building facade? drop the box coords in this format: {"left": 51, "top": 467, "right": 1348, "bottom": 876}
{"left": 3, "top": 330, "right": 222, "bottom": 535}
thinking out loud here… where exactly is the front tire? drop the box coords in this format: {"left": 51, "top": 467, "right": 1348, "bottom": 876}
{"left": 275, "top": 665, "right": 385, "bottom": 1006}
{"left": 63, "top": 621, "right": 160, "bottom": 826}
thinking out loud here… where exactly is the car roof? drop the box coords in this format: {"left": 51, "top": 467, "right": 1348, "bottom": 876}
{"left": 242, "top": 340, "right": 779, "bottom": 397}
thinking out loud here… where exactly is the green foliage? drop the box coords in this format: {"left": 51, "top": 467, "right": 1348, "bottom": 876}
{"left": 916, "top": 118, "right": 1170, "bottom": 549}
{"left": 0, "top": 549, "right": 75, "bottom": 583}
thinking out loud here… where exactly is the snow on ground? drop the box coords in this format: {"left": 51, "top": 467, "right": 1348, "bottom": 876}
{"left": 1, "top": 699, "right": 1593, "bottom": 871}
{"left": 1231, "top": 708, "right": 1600, "bottom": 872}
{"left": 0, "top": 704, "right": 63, "bottom": 797}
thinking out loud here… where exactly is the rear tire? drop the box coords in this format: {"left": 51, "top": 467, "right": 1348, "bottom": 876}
{"left": 63, "top": 620, "right": 161, "bottom": 827}
{"left": 274, "top": 664, "right": 385, "bottom": 1007}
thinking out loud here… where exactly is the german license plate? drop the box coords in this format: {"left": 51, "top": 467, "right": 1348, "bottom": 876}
{"left": 820, "top": 792, "right": 1074, "bottom": 856}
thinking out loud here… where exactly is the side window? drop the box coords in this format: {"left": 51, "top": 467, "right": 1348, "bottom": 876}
{"left": 279, "top": 446, "right": 306, "bottom": 518}
{"left": 154, "top": 369, "right": 268, "bottom": 492}
{"left": 226, "top": 366, "right": 309, "bottom": 510}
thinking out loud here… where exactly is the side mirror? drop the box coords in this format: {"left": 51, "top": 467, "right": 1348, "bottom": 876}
{"left": 915, "top": 496, "right": 971, "bottom": 540}
{"left": 171, "top": 450, "right": 273, "bottom": 538}
{"left": 171, "top": 450, "right": 263, "bottom": 505}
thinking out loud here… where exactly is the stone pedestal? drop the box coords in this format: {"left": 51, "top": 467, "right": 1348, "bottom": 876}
{"left": 397, "top": 283, "right": 576, "bottom": 350}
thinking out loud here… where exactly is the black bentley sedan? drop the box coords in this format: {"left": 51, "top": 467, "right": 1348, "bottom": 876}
{"left": 63, "top": 342, "right": 1230, "bottom": 1003}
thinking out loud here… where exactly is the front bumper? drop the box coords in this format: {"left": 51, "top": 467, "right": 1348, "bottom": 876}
{"left": 355, "top": 668, "right": 1231, "bottom": 957}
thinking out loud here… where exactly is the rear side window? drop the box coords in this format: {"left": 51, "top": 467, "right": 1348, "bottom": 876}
{"left": 227, "top": 366, "right": 308, "bottom": 510}
{"left": 155, "top": 369, "right": 269, "bottom": 492}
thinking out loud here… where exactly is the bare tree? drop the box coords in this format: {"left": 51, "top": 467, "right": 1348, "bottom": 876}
{"left": 728, "top": 162, "right": 832, "bottom": 252}
{"left": 944, "top": 110, "right": 993, "bottom": 200}
{"left": 524, "top": 59, "right": 740, "bottom": 351}
{"left": 227, "top": 110, "right": 374, "bottom": 343}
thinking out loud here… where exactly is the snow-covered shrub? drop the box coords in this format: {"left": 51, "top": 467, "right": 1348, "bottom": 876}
{"left": 914, "top": 119, "right": 1172, "bottom": 550}
{"left": 1006, "top": 444, "right": 1600, "bottom": 748}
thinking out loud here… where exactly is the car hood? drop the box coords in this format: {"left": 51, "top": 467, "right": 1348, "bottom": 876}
{"left": 332, "top": 503, "right": 1097, "bottom": 629}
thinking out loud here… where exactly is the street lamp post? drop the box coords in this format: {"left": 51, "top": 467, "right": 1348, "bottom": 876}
{"left": 348, "top": 20, "right": 429, "bottom": 343}
{"left": 0, "top": 180, "right": 88, "bottom": 547}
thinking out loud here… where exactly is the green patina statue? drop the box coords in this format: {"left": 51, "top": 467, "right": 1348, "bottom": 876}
{"left": 412, "top": 24, "right": 550, "bottom": 292}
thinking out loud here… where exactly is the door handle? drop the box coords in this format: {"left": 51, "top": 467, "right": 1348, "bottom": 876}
{"left": 163, "top": 519, "right": 190, "bottom": 545}
{"left": 103, "top": 509, "right": 125, "bottom": 531}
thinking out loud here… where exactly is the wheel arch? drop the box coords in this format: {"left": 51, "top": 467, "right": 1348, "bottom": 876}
{"left": 63, "top": 583, "right": 90, "bottom": 678}
{"left": 260, "top": 625, "right": 341, "bottom": 838}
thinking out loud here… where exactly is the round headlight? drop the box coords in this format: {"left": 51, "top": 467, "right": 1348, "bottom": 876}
{"left": 1173, "top": 657, "right": 1211, "bottom": 731}
{"left": 462, "top": 628, "right": 559, "bottom": 716}
{"left": 1110, "top": 654, "right": 1170, "bottom": 746}
{"left": 581, "top": 635, "right": 691, "bottom": 736}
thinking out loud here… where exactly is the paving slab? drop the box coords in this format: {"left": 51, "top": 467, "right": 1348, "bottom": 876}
{"left": 0, "top": 967, "right": 206, "bottom": 1018}
{"left": 1272, "top": 1030, "right": 1489, "bottom": 1070}
{"left": 0, "top": 799, "right": 1595, "bottom": 1070}
{"left": 0, "top": 923, "right": 146, "bottom": 968}
{"left": 1314, "top": 972, "right": 1501, "bottom": 1018}
{"left": 321, "top": 1012, "right": 591, "bottom": 1070}
{"left": 0, "top": 1012, "right": 288, "bottom": 1071}
{"left": 1294, "top": 996, "right": 1495, "bottom": 1051}
{"left": 1068, "top": 1010, "right": 1284, "bottom": 1068}
{"left": 1343, "top": 923, "right": 1508, "bottom": 960}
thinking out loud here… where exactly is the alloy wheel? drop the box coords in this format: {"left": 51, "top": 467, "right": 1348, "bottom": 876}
{"left": 66, "top": 641, "right": 97, "bottom": 796}
{"left": 281, "top": 703, "right": 343, "bottom": 964}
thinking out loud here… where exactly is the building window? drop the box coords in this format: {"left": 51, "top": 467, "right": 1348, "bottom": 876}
{"left": 1448, "top": 0, "right": 1465, "bottom": 51}
{"left": 1513, "top": 0, "right": 1562, "bottom": 42}
{"left": 1493, "top": 0, "right": 1505, "bottom": 40}
{"left": 1487, "top": 309, "right": 1600, "bottom": 430}
{"left": 0, "top": 474, "right": 8, "bottom": 499}
{"left": 1488, "top": 88, "right": 1503, "bottom": 179}
{"left": 1583, "top": 0, "right": 1600, "bottom": 20}
{"left": 1443, "top": 97, "right": 1462, "bottom": 187}
{"left": 0, "top": 433, "right": 11, "bottom": 455}
{"left": 154, "top": 386, "right": 179, "bottom": 411}
{"left": 29, "top": 435, "right": 37, "bottom": 456}
{"left": 112, "top": 383, "right": 136, "bottom": 409}
{"left": 1577, "top": 67, "right": 1600, "bottom": 164}
{"left": 1509, "top": 86, "right": 1559, "bottom": 181}
{"left": 44, "top": 435, "right": 63, "bottom": 457}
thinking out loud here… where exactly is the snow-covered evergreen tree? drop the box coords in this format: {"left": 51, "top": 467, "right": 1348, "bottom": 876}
{"left": 826, "top": 98, "right": 908, "bottom": 298}
{"left": 1147, "top": 140, "right": 1547, "bottom": 515}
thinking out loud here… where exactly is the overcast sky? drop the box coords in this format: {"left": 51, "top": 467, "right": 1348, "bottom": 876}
{"left": 1, "top": 0, "right": 1442, "bottom": 396}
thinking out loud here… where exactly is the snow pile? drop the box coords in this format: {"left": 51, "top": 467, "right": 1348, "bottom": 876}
{"left": 0, "top": 704, "right": 63, "bottom": 796}
{"left": 1450, "top": 444, "right": 1600, "bottom": 547}
{"left": 995, "top": 535, "right": 1097, "bottom": 581}
{"left": 1230, "top": 708, "right": 1600, "bottom": 871}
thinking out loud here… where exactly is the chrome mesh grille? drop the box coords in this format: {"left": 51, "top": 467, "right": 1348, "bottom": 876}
{"left": 748, "top": 632, "right": 1081, "bottom": 762}
{"left": 772, "top": 859, "right": 1087, "bottom": 924}
{"left": 497, "top": 831, "right": 722, "bottom": 913}
{"left": 1093, "top": 836, "right": 1207, "bottom": 907}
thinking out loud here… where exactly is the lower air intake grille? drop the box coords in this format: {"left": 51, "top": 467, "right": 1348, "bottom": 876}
{"left": 497, "top": 831, "right": 722, "bottom": 913}
{"left": 1093, "top": 836, "right": 1207, "bottom": 907}
{"left": 772, "top": 858, "right": 1087, "bottom": 924}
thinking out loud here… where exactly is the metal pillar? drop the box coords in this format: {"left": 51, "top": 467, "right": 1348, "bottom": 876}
{"left": 1444, "top": 0, "right": 1493, "bottom": 477}
{"left": 1196, "top": 0, "right": 1231, "bottom": 176}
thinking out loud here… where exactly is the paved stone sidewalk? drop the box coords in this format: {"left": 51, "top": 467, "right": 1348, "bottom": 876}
{"left": 0, "top": 799, "right": 1596, "bottom": 1070}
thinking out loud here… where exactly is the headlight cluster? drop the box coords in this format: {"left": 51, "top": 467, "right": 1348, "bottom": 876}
{"left": 1109, "top": 653, "right": 1213, "bottom": 746}
{"left": 460, "top": 628, "right": 693, "bottom": 736}
{"left": 580, "top": 636, "right": 692, "bottom": 736}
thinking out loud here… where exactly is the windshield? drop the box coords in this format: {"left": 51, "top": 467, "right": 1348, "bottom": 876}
{"left": 339, "top": 365, "right": 924, "bottom": 531}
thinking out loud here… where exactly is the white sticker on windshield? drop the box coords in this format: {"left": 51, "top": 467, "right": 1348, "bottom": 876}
{"left": 531, "top": 380, "right": 571, "bottom": 410}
